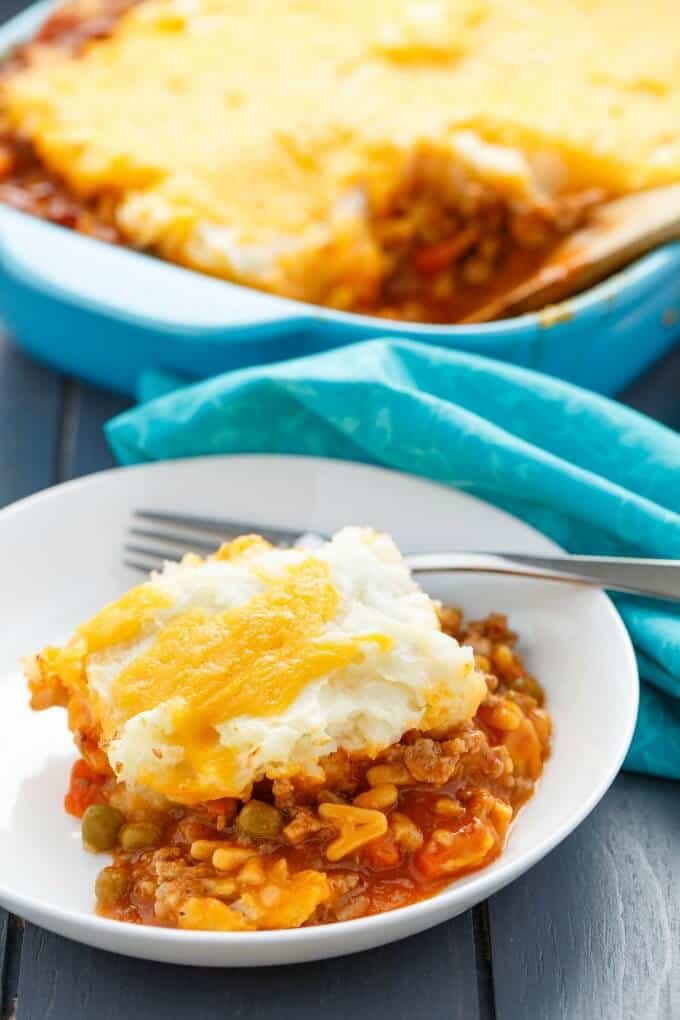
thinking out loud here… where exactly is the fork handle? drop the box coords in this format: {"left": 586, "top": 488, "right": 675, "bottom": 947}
{"left": 405, "top": 553, "right": 680, "bottom": 602}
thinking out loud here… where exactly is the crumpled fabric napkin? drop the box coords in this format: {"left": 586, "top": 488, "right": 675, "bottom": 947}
{"left": 106, "top": 338, "right": 680, "bottom": 779}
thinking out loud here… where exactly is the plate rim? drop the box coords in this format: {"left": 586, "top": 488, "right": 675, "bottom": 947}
{"left": 0, "top": 453, "right": 639, "bottom": 960}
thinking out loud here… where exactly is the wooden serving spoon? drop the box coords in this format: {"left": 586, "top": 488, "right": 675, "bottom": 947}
{"left": 464, "top": 183, "right": 680, "bottom": 322}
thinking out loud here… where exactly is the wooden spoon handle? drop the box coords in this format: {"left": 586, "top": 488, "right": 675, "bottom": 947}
{"left": 467, "top": 183, "right": 680, "bottom": 321}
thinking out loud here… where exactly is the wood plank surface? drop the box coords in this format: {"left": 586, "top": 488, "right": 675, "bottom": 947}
{"left": 487, "top": 342, "right": 680, "bottom": 1020}
{"left": 0, "top": 331, "right": 62, "bottom": 1019}
{"left": 0, "top": 332, "right": 62, "bottom": 508}
{"left": 60, "top": 380, "right": 131, "bottom": 480}
{"left": 0, "top": 0, "right": 29, "bottom": 23}
{"left": 16, "top": 916, "right": 483, "bottom": 1020}
{"left": 489, "top": 773, "right": 680, "bottom": 1020}
{"left": 0, "top": 912, "right": 12, "bottom": 1019}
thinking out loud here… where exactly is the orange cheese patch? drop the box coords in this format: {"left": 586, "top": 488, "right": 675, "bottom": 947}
{"left": 213, "top": 534, "right": 273, "bottom": 562}
{"left": 111, "top": 557, "right": 392, "bottom": 801}
{"left": 40, "top": 583, "right": 172, "bottom": 697}
{"left": 77, "top": 584, "right": 173, "bottom": 655}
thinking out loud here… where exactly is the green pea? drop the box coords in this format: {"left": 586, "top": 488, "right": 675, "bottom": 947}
{"left": 81, "top": 804, "right": 124, "bottom": 852}
{"left": 236, "top": 800, "right": 283, "bottom": 840}
{"left": 118, "top": 821, "right": 162, "bottom": 851}
{"left": 95, "top": 866, "right": 130, "bottom": 907}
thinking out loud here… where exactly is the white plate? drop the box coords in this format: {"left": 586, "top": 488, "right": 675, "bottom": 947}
{"left": 0, "top": 455, "right": 638, "bottom": 967}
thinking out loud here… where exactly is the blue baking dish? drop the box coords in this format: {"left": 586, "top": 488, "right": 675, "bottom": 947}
{"left": 1, "top": 1, "right": 679, "bottom": 398}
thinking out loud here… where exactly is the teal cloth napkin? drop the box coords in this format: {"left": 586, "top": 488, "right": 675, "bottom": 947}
{"left": 105, "top": 339, "right": 680, "bottom": 780}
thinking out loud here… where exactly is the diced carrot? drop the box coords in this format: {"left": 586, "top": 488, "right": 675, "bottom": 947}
{"left": 362, "top": 833, "right": 401, "bottom": 870}
{"left": 64, "top": 758, "right": 106, "bottom": 818}
{"left": 413, "top": 226, "right": 479, "bottom": 275}
{"left": 203, "top": 798, "right": 238, "bottom": 826}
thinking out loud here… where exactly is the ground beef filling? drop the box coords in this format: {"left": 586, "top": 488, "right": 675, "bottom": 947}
{"left": 58, "top": 608, "right": 551, "bottom": 931}
{"left": 0, "top": 124, "right": 601, "bottom": 323}
{"left": 357, "top": 177, "right": 602, "bottom": 322}
{"left": 0, "top": 0, "right": 133, "bottom": 239}
{"left": 0, "top": 134, "right": 121, "bottom": 241}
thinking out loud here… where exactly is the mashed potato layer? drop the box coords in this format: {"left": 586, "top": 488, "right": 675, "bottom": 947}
{"left": 40, "top": 528, "right": 485, "bottom": 803}
{"left": 3, "top": 0, "right": 680, "bottom": 305}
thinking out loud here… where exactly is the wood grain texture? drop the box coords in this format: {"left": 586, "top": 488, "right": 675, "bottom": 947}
{"left": 0, "top": 911, "right": 9, "bottom": 1019}
{"left": 0, "top": 0, "right": 29, "bottom": 22}
{"left": 0, "top": 332, "right": 62, "bottom": 507}
{"left": 0, "top": 330, "right": 61, "bottom": 1017}
{"left": 487, "top": 349, "right": 680, "bottom": 1020}
{"left": 488, "top": 773, "right": 680, "bottom": 1020}
{"left": 16, "top": 916, "right": 482, "bottom": 1020}
{"left": 60, "top": 382, "right": 131, "bottom": 480}
{"left": 1, "top": 915, "right": 24, "bottom": 1020}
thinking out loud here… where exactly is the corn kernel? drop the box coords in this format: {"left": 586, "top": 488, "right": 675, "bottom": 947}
{"left": 431, "top": 828, "right": 456, "bottom": 848}
{"left": 489, "top": 799, "right": 513, "bottom": 838}
{"left": 212, "top": 847, "right": 256, "bottom": 872}
{"left": 201, "top": 877, "right": 237, "bottom": 898}
{"left": 237, "top": 857, "right": 266, "bottom": 886}
{"left": 491, "top": 700, "right": 523, "bottom": 731}
{"left": 366, "top": 763, "right": 411, "bottom": 787}
{"left": 269, "top": 858, "right": 289, "bottom": 882}
{"left": 434, "top": 797, "right": 464, "bottom": 818}
{"left": 389, "top": 812, "right": 423, "bottom": 851}
{"left": 190, "top": 840, "right": 227, "bottom": 862}
{"left": 353, "top": 783, "right": 398, "bottom": 811}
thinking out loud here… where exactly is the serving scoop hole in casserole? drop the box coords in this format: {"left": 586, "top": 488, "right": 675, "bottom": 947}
{"left": 0, "top": 121, "right": 602, "bottom": 324}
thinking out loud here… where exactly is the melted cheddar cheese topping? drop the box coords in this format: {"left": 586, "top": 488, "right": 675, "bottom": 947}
{"left": 111, "top": 559, "right": 392, "bottom": 801}
{"left": 28, "top": 527, "right": 486, "bottom": 804}
{"left": 77, "top": 584, "right": 173, "bottom": 656}
{"left": 36, "top": 583, "right": 172, "bottom": 699}
{"left": 2, "top": 0, "right": 680, "bottom": 303}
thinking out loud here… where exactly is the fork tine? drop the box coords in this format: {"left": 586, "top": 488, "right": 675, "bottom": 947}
{"left": 125, "top": 542, "right": 183, "bottom": 563}
{"left": 126, "top": 510, "right": 329, "bottom": 577}
{"left": 124, "top": 557, "right": 163, "bottom": 575}
{"left": 129, "top": 526, "right": 218, "bottom": 554}
{"left": 134, "top": 509, "right": 306, "bottom": 546}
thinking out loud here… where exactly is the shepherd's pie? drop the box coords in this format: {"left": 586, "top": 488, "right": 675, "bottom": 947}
{"left": 26, "top": 527, "right": 551, "bottom": 930}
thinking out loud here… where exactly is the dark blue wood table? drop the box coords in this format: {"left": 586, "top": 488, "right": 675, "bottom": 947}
{"left": 0, "top": 333, "right": 678, "bottom": 1020}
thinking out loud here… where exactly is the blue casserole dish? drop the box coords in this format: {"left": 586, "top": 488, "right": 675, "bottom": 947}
{"left": 0, "top": 0, "right": 679, "bottom": 398}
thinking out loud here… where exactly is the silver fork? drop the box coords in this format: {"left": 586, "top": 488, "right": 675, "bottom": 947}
{"left": 124, "top": 509, "right": 680, "bottom": 602}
